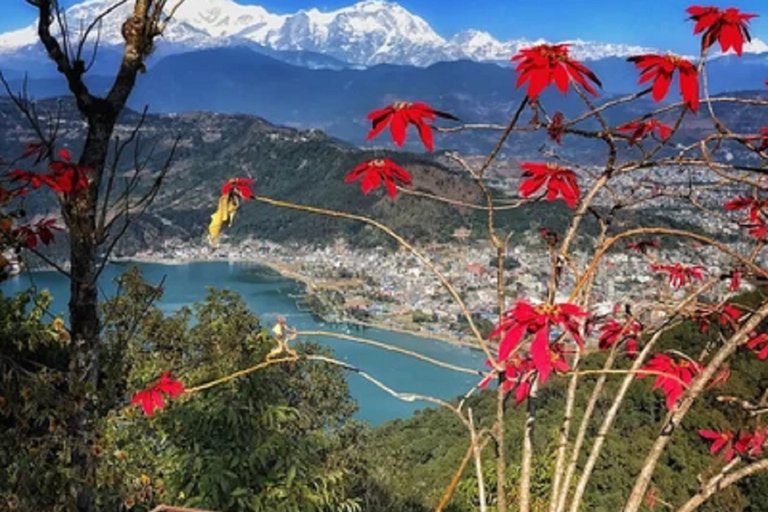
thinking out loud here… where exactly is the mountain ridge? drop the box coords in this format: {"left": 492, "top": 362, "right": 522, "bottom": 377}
{"left": 5, "top": 0, "right": 762, "bottom": 69}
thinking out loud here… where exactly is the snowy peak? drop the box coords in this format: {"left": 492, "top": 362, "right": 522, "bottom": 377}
{"left": 1, "top": 0, "right": 753, "bottom": 68}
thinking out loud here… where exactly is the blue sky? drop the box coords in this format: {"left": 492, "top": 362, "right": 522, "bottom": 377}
{"left": 1, "top": 0, "right": 766, "bottom": 54}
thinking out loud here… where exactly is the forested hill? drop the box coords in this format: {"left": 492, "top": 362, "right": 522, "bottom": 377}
{"left": 1, "top": 97, "right": 488, "bottom": 251}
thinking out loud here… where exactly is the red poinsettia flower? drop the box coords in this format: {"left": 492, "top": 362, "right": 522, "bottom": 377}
{"left": 746, "top": 127, "right": 768, "bottom": 151}
{"left": 746, "top": 332, "right": 768, "bottom": 359}
{"left": 489, "top": 301, "right": 587, "bottom": 383}
{"left": 547, "top": 112, "right": 565, "bottom": 144}
{"left": 627, "top": 239, "right": 660, "bottom": 254}
{"left": 511, "top": 44, "right": 602, "bottom": 99}
{"left": 742, "top": 218, "right": 768, "bottom": 239}
{"left": 366, "top": 102, "right": 458, "bottom": 152}
{"left": 687, "top": 6, "right": 758, "bottom": 56}
{"left": 745, "top": 428, "right": 767, "bottom": 458}
{"left": 598, "top": 318, "right": 643, "bottom": 358}
{"left": 638, "top": 353, "right": 702, "bottom": 409}
{"left": 627, "top": 54, "right": 699, "bottom": 112}
{"left": 221, "top": 177, "right": 254, "bottom": 200}
{"left": 699, "top": 429, "right": 737, "bottom": 460}
{"left": 519, "top": 162, "right": 580, "bottom": 208}
{"left": 724, "top": 196, "right": 766, "bottom": 222}
{"left": 479, "top": 354, "right": 538, "bottom": 404}
{"left": 694, "top": 303, "right": 743, "bottom": 332}
{"left": 344, "top": 159, "right": 412, "bottom": 198}
{"left": 651, "top": 263, "right": 706, "bottom": 289}
{"left": 617, "top": 118, "right": 673, "bottom": 146}
{"left": 130, "top": 371, "right": 185, "bottom": 417}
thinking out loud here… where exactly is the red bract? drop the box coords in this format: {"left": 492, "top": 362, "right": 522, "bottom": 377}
{"left": 480, "top": 354, "right": 539, "bottom": 404}
{"left": 344, "top": 159, "right": 412, "bottom": 199}
{"left": 651, "top": 263, "right": 705, "bottom": 289}
{"left": 701, "top": 428, "right": 767, "bottom": 460}
{"left": 728, "top": 269, "right": 741, "bottom": 291}
{"left": 638, "top": 354, "right": 702, "bottom": 409}
{"left": 130, "top": 371, "right": 185, "bottom": 417}
{"left": 511, "top": 44, "right": 602, "bottom": 99}
{"left": 746, "top": 127, "right": 768, "bottom": 151}
{"left": 699, "top": 429, "right": 737, "bottom": 460}
{"left": 598, "top": 318, "right": 642, "bottom": 357}
{"left": 519, "top": 162, "right": 580, "bottom": 208}
{"left": 687, "top": 6, "right": 758, "bottom": 56}
{"left": 489, "top": 301, "right": 587, "bottom": 383}
{"left": 617, "top": 118, "right": 673, "bottom": 146}
{"left": 724, "top": 196, "right": 766, "bottom": 222}
{"left": 627, "top": 54, "right": 699, "bottom": 112}
{"left": 547, "top": 112, "right": 565, "bottom": 144}
{"left": 746, "top": 332, "right": 768, "bottom": 359}
{"left": 22, "top": 142, "right": 47, "bottom": 164}
{"left": 627, "top": 239, "right": 660, "bottom": 254}
{"left": 8, "top": 170, "right": 47, "bottom": 189}
{"left": 366, "top": 102, "right": 458, "bottom": 152}
{"left": 221, "top": 177, "right": 254, "bottom": 200}
{"left": 694, "top": 303, "right": 743, "bottom": 332}
{"left": 47, "top": 149, "right": 90, "bottom": 195}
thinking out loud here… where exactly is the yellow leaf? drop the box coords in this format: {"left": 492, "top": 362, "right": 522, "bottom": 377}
{"left": 209, "top": 194, "right": 241, "bottom": 244}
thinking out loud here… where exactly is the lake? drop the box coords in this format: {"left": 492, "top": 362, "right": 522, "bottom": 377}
{"left": 1, "top": 261, "right": 487, "bottom": 425}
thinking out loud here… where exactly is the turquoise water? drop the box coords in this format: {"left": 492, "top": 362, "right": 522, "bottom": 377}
{"left": 1, "top": 261, "right": 487, "bottom": 425}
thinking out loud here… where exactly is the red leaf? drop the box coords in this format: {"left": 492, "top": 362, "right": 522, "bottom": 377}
{"left": 364, "top": 102, "right": 457, "bottom": 152}
{"left": 344, "top": 159, "right": 412, "bottom": 199}
{"left": 512, "top": 44, "right": 601, "bottom": 99}
{"left": 131, "top": 371, "right": 185, "bottom": 416}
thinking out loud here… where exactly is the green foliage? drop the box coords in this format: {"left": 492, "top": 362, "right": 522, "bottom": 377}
{"left": 98, "top": 267, "right": 364, "bottom": 512}
{"left": 0, "top": 289, "right": 74, "bottom": 512}
{"left": 361, "top": 307, "right": 768, "bottom": 512}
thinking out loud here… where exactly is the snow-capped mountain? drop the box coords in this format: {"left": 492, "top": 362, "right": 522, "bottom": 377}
{"left": 0, "top": 0, "right": 764, "bottom": 69}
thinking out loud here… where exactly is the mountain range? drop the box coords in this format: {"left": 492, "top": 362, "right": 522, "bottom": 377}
{"left": 2, "top": 0, "right": 766, "bottom": 73}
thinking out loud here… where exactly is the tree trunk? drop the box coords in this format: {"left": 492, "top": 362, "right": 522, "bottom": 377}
{"left": 67, "top": 105, "right": 117, "bottom": 512}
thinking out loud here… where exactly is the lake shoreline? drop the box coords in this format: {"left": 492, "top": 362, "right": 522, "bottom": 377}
{"left": 113, "top": 254, "right": 487, "bottom": 355}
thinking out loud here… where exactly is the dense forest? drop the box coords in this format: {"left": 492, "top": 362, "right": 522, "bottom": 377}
{"left": 3, "top": 268, "right": 767, "bottom": 511}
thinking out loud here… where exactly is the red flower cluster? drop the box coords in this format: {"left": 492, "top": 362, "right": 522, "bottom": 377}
{"left": 617, "top": 118, "right": 673, "bottom": 146}
{"left": 489, "top": 301, "right": 587, "bottom": 383}
{"left": 651, "top": 262, "right": 705, "bottom": 289}
{"left": 512, "top": 44, "right": 602, "bottom": 99}
{"left": 519, "top": 162, "right": 580, "bottom": 208}
{"left": 366, "top": 102, "right": 458, "bottom": 152}
{"left": 746, "top": 332, "right": 768, "bottom": 360}
{"left": 222, "top": 177, "right": 254, "bottom": 200}
{"left": 638, "top": 353, "right": 702, "bottom": 410}
{"left": 345, "top": 159, "right": 412, "bottom": 198}
{"left": 627, "top": 54, "right": 699, "bottom": 112}
{"left": 692, "top": 303, "right": 743, "bottom": 332}
{"left": 687, "top": 6, "right": 758, "bottom": 56}
{"left": 699, "top": 428, "right": 766, "bottom": 461}
{"left": 598, "top": 318, "right": 643, "bottom": 358}
{"left": 131, "top": 372, "right": 185, "bottom": 416}
{"left": 9, "top": 149, "right": 90, "bottom": 196}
